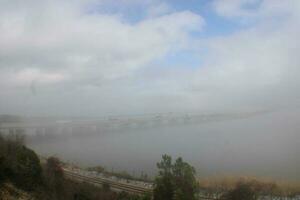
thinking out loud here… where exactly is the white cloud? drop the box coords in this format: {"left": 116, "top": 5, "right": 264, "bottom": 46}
{"left": 192, "top": 0, "right": 300, "bottom": 110}
{"left": 147, "top": 2, "right": 172, "bottom": 17}
{"left": 213, "top": 0, "right": 262, "bottom": 19}
{"left": 0, "top": 1, "right": 203, "bottom": 81}
{"left": 1, "top": 0, "right": 299, "bottom": 116}
{"left": 213, "top": 0, "right": 300, "bottom": 21}
{"left": 0, "top": 0, "right": 205, "bottom": 115}
{"left": 14, "top": 69, "right": 66, "bottom": 85}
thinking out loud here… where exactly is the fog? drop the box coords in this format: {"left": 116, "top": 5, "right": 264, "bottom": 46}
{"left": 27, "top": 108, "right": 300, "bottom": 180}
{"left": 1, "top": 0, "right": 300, "bottom": 182}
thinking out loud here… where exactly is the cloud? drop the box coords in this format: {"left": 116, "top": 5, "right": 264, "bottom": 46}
{"left": 1, "top": 0, "right": 299, "bottom": 116}
{"left": 0, "top": 1, "right": 203, "bottom": 77}
{"left": 213, "top": 0, "right": 262, "bottom": 19}
{"left": 213, "top": 0, "right": 300, "bottom": 22}
{"left": 147, "top": 2, "right": 172, "bottom": 17}
{"left": 14, "top": 68, "right": 66, "bottom": 85}
{"left": 192, "top": 0, "right": 300, "bottom": 110}
{"left": 0, "top": 0, "right": 205, "bottom": 115}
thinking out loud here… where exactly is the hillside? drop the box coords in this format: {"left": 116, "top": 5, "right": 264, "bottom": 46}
{"left": 0, "top": 132, "right": 150, "bottom": 200}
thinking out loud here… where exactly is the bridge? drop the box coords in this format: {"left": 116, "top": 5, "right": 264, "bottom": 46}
{"left": 0, "top": 111, "right": 266, "bottom": 136}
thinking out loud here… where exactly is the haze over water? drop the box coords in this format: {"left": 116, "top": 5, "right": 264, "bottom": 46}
{"left": 1, "top": 0, "right": 300, "bottom": 185}
{"left": 29, "top": 108, "right": 300, "bottom": 180}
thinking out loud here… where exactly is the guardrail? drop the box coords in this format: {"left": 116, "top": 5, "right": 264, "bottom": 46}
{"left": 63, "top": 169, "right": 223, "bottom": 199}
{"left": 64, "top": 169, "right": 152, "bottom": 195}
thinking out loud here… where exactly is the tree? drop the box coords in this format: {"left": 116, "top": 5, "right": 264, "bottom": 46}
{"left": 154, "top": 155, "right": 174, "bottom": 200}
{"left": 102, "top": 182, "right": 111, "bottom": 192}
{"left": 222, "top": 182, "right": 258, "bottom": 200}
{"left": 0, "top": 155, "right": 4, "bottom": 186}
{"left": 0, "top": 133, "right": 5, "bottom": 185}
{"left": 45, "top": 157, "right": 65, "bottom": 199}
{"left": 153, "top": 154, "right": 198, "bottom": 200}
{"left": 0, "top": 132, "right": 43, "bottom": 191}
{"left": 12, "top": 146, "right": 43, "bottom": 191}
{"left": 172, "top": 157, "right": 198, "bottom": 200}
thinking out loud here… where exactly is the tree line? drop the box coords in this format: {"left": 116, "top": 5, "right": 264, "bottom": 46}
{"left": 1, "top": 131, "right": 299, "bottom": 200}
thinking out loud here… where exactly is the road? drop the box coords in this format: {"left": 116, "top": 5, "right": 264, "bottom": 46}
{"left": 63, "top": 168, "right": 153, "bottom": 195}
{"left": 63, "top": 168, "right": 223, "bottom": 199}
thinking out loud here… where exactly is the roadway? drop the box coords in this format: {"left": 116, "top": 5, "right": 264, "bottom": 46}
{"left": 63, "top": 168, "right": 222, "bottom": 199}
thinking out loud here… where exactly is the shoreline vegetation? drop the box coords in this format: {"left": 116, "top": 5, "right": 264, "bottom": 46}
{"left": 199, "top": 176, "right": 300, "bottom": 199}
{"left": 0, "top": 132, "right": 151, "bottom": 200}
{"left": 86, "top": 165, "right": 152, "bottom": 183}
{"left": 1, "top": 131, "right": 300, "bottom": 199}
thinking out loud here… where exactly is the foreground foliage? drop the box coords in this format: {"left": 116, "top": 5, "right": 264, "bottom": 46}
{"left": 0, "top": 133, "right": 43, "bottom": 191}
{"left": 2, "top": 130, "right": 298, "bottom": 200}
{"left": 153, "top": 154, "right": 199, "bottom": 200}
{"left": 0, "top": 132, "right": 150, "bottom": 200}
{"left": 87, "top": 165, "right": 150, "bottom": 183}
{"left": 199, "top": 176, "right": 300, "bottom": 198}
{"left": 222, "top": 182, "right": 258, "bottom": 200}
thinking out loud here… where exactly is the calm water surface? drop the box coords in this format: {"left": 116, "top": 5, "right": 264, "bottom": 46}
{"left": 29, "top": 110, "right": 300, "bottom": 180}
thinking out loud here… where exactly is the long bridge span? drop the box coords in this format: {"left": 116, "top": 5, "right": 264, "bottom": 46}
{"left": 0, "top": 111, "right": 267, "bottom": 136}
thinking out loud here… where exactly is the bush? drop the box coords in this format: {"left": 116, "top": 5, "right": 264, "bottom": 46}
{"left": 222, "top": 182, "right": 258, "bottom": 200}
{"left": 0, "top": 156, "right": 5, "bottom": 186}
{"left": 44, "top": 157, "right": 65, "bottom": 199}
{"left": 0, "top": 132, "right": 152, "bottom": 200}
{"left": 87, "top": 165, "right": 105, "bottom": 173}
{"left": 153, "top": 155, "right": 198, "bottom": 200}
{"left": 0, "top": 132, "right": 43, "bottom": 191}
{"left": 11, "top": 146, "right": 43, "bottom": 191}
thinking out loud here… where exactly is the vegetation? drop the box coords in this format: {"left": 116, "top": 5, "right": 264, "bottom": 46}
{"left": 1, "top": 130, "right": 300, "bottom": 200}
{"left": 87, "top": 165, "right": 151, "bottom": 183}
{"left": 0, "top": 131, "right": 152, "bottom": 200}
{"left": 199, "top": 176, "right": 300, "bottom": 199}
{"left": 0, "top": 132, "right": 43, "bottom": 191}
{"left": 87, "top": 165, "right": 105, "bottom": 174}
{"left": 44, "top": 157, "right": 65, "bottom": 199}
{"left": 222, "top": 182, "right": 258, "bottom": 200}
{"left": 153, "top": 154, "right": 198, "bottom": 200}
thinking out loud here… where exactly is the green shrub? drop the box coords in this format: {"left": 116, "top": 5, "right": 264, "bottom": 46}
{"left": 222, "top": 182, "right": 258, "bottom": 200}
{"left": 0, "top": 132, "right": 43, "bottom": 191}
{"left": 153, "top": 155, "right": 198, "bottom": 200}
{"left": 87, "top": 165, "right": 105, "bottom": 173}
{"left": 8, "top": 145, "right": 43, "bottom": 191}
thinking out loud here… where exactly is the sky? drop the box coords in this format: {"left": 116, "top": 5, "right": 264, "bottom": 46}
{"left": 0, "top": 0, "right": 300, "bottom": 117}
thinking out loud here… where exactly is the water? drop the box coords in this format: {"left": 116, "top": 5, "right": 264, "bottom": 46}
{"left": 28, "top": 109, "right": 300, "bottom": 180}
